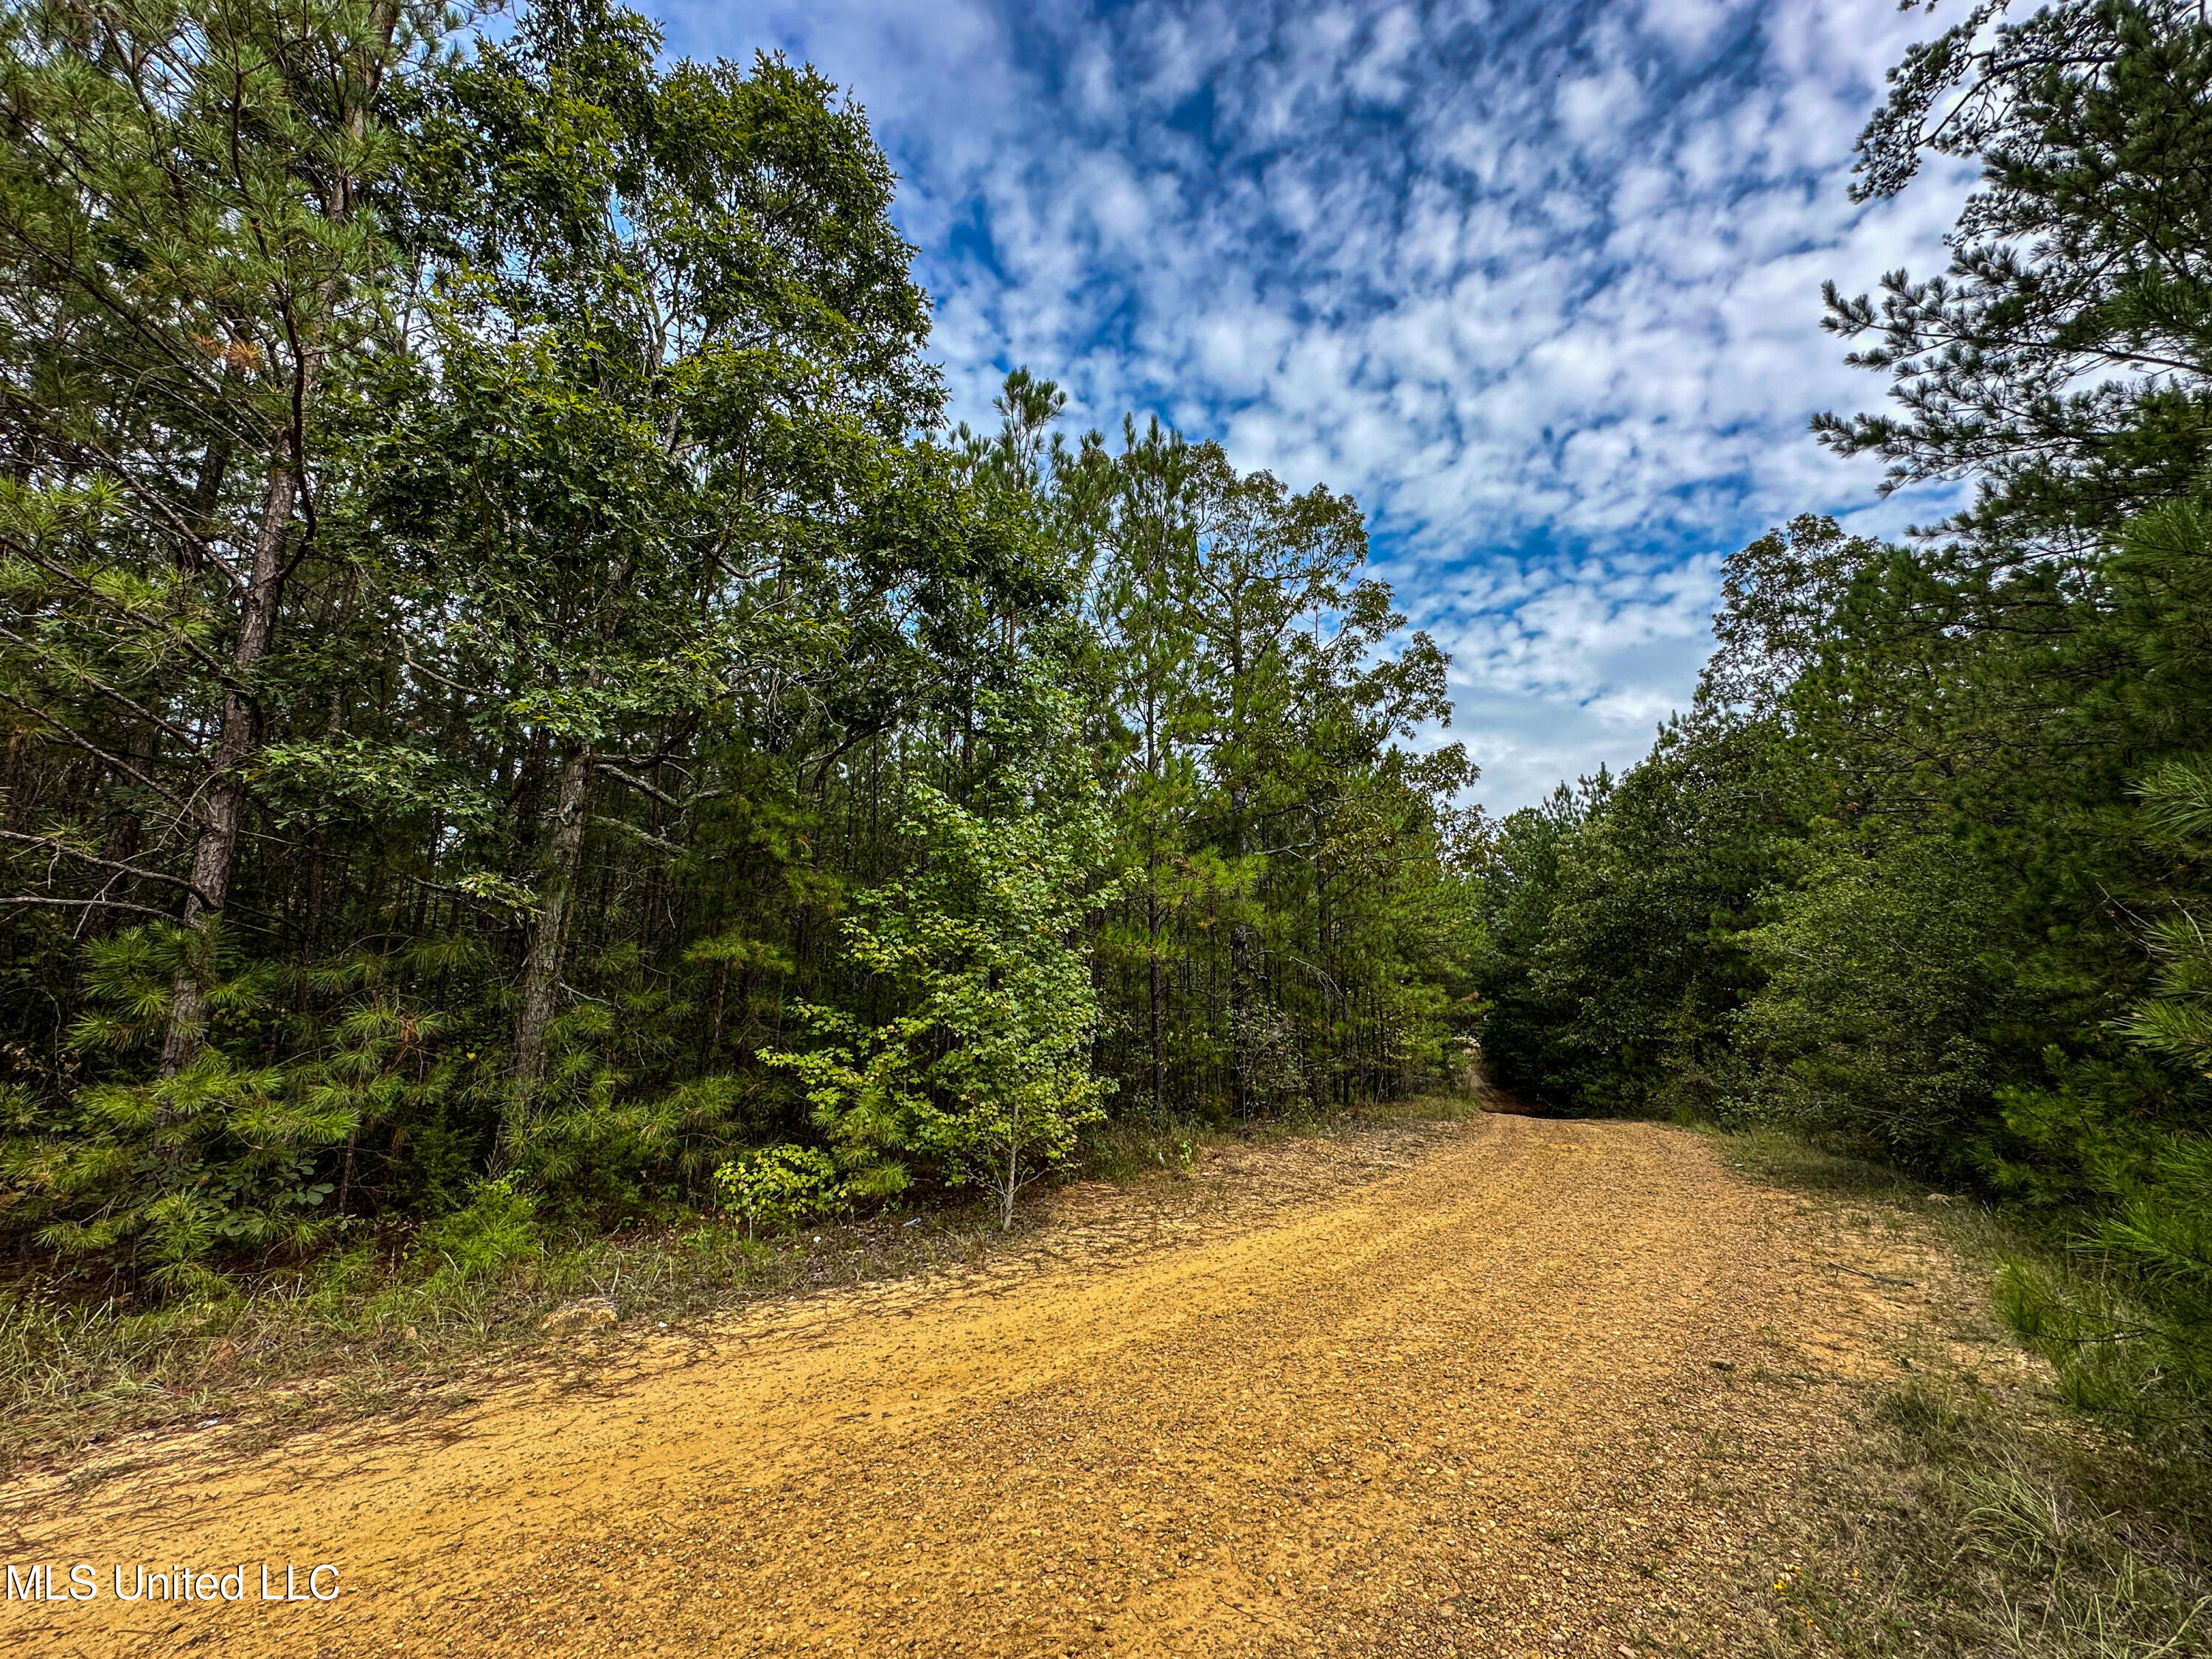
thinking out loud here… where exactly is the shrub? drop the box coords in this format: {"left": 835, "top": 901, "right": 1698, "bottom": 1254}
{"left": 409, "top": 1178, "right": 539, "bottom": 1281}
{"left": 713, "top": 1145, "right": 849, "bottom": 1236}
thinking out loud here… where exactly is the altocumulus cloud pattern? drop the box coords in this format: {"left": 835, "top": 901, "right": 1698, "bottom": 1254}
{"left": 668, "top": 0, "right": 1976, "bottom": 809}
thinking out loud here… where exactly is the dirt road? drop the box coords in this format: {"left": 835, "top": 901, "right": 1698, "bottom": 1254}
{"left": 1, "top": 1115, "right": 1973, "bottom": 1659}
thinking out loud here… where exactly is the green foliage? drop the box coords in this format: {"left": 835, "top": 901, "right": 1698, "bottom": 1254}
{"left": 764, "top": 679, "right": 1119, "bottom": 1228}
{"left": 1733, "top": 832, "right": 2011, "bottom": 1169}
{"left": 3, "top": 933, "right": 349, "bottom": 1292}
{"left": 1819, "top": 0, "right": 2212, "bottom": 546}
{"left": 2120, "top": 757, "right": 2212, "bottom": 1079}
{"left": 409, "top": 1178, "right": 540, "bottom": 1283}
{"left": 1072, "top": 414, "right": 1478, "bottom": 1123}
{"left": 1995, "top": 751, "right": 2212, "bottom": 1434}
{"left": 0, "top": 0, "right": 445, "bottom": 1074}
{"left": 713, "top": 1144, "right": 849, "bottom": 1236}
{"left": 1475, "top": 710, "right": 1797, "bottom": 1119}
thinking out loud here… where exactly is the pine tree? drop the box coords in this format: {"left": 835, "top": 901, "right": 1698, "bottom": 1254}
{"left": 0, "top": 0, "right": 436, "bottom": 1068}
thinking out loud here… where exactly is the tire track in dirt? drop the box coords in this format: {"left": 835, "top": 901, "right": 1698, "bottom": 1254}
{"left": 1, "top": 1115, "right": 1978, "bottom": 1658}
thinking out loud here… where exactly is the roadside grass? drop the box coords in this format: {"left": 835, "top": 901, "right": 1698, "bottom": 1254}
{"left": 0, "top": 1205, "right": 1003, "bottom": 1476}
{"left": 1717, "top": 1129, "right": 2212, "bottom": 1659}
{"left": 0, "top": 1092, "right": 1479, "bottom": 1479}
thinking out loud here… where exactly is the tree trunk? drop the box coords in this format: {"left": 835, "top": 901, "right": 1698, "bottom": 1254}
{"left": 1225, "top": 619, "right": 1253, "bottom": 1122}
{"left": 508, "top": 743, "right": 594, "bottom": 1142}
{"left": 700, "top": 956, "right": 728, "bottom": 1074}
{"left": 1228, "top": 776, "right": 1252, "bottom": 1121}
{"left": 161, "top": 460, "right": 299, "bottom": 1074}
{"left": 1147, "top": 868, "right": 1166, "bottom": 1116}
{"left": 1144, "top": 693, "right": 1167, "bottom": 1118}
{"left": 84, "top": 732, "right": 153, "bottom": 944}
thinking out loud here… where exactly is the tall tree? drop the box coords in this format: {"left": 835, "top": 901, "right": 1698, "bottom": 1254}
{"left": 0, "top": 0, "right": 437, "bottom": 1071}
{"left": 372, "top": 1, "right": 943, "bottom": 1145}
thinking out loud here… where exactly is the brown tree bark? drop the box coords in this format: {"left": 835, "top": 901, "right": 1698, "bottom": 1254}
{"left": 1148, "top": 873, "right": 1166, "bottom": 1117}
{"left": 507, "top": 742, "right": 594, "bottom": 1144}
{"left": 160, "top": 460, "right": 299, "bottom": 1073}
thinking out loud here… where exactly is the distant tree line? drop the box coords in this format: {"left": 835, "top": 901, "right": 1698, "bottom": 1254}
{"left": 1473, "top": 0, "right": 2212, "bottom": 1432}
{"left": 0, "top": 0, "right": 1479, "bottom": 1291}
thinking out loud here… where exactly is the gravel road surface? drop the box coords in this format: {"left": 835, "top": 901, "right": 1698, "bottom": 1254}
{"left": 2, "top": 1113, "right": 1964, "bottom": 1658}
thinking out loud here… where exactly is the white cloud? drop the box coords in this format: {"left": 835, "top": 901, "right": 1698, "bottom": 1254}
{"left": 668, "top": 0, "right": 1978, "bottom": 808}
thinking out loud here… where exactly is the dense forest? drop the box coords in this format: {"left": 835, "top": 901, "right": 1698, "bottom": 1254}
{"left": 0, "top": 0, "right": 1479, "bottom": 1287}
{"left": 1477, "top": 0, "right": 2212, "bottom": 1430}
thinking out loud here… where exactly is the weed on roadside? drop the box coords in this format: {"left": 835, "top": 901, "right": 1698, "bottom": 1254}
{"left": 1079, "top": 1118, "right": 1208, "bottom": 1183}
{"left": 1718, "top": 1130, "right": 2212, "bottom": 1658}
{"left": 0, "top": 1206, "right": 998, "bottom": 1473}
{"left": 1773, "top": 1374, "right": 2211, "bottom": 1657}
{"left": 1076, "top": 1092, "right": 1478, "bottom": 1182}
{"left": 1719, "top": 1129, "right": 1928, "bottom": 1205}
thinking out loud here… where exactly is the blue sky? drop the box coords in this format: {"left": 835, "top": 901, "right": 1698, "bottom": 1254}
{"left": 667, "top": 0, "right": 1975, "bottom": 811}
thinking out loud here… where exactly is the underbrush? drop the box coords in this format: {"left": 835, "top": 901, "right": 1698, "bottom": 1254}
{"left": 1078, "top": 1105, "right": 1331, "bottom": 1182}
{"left": 1719, "top": 1129, "right": 2212, "bottom": 1658}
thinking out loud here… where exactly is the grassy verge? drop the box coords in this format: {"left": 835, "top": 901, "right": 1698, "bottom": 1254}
{"left": 1717, "top": 1129, "right": 2212, "bottom": 1659}
{"left": 0, "top": 1205, "right": 1006, "bottom": 1478}
{"left": 0, "top": 1094, "right": 1480, "bottom": 1481}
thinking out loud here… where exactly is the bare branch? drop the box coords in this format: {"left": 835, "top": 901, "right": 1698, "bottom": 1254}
{"left": 0, "top": 830, "right": 217, "bottom": 905}
{"left": 0, "top": 894, "right": 177, "bottom": 919}
{"left": 0, "top": 688, "right": 192, "bottom": 808}
{"left": 595, "top": 762, "right": 681, "bottom": 809}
